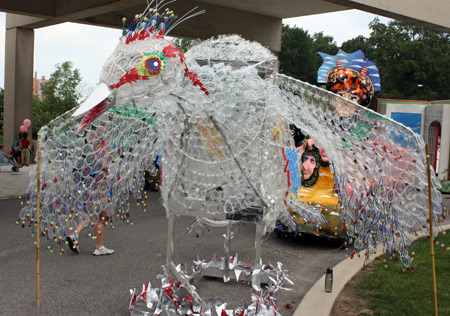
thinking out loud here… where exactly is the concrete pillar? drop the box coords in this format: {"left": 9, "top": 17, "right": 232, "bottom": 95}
{"left": 3, "top": 27, "right": 34, "bottom": 148}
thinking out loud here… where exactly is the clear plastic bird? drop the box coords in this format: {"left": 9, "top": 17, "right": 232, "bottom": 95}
{"left": 19, "top": 1, "right": 444, "bottom": 273}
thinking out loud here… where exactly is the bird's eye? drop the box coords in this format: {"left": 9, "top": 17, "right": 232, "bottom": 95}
{"left": 137, "top": 53, "right": 165, "bottom": 76}
{"left": 146, "top": 57, "right": 162, "bottom": 74}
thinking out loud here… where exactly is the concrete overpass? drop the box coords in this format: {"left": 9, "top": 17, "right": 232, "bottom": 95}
{"left": 2, "top": 0, "right": 450, "bottom": 146}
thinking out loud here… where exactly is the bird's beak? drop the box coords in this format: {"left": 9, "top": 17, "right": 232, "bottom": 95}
{"left": 72, "top": 83, "right": 113, "bottom": 133}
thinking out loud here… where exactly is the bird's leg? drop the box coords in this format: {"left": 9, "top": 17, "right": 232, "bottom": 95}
{"left": 166, "top": 213, "right": 175, "bottom": 269}
{"left": 223, "top": 221, "right": 232, "bottom": 282}
{"left": 254, "top": 219, "right": 263, "bottom": 268}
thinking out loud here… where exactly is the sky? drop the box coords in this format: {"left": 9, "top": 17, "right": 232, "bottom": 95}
{"left": 0, "top": 9, "right": 391, "bottom": 93}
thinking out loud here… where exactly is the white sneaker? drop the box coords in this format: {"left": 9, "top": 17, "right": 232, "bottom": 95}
{"left": 92, "top": 246, "right": 114, "bottom": 256}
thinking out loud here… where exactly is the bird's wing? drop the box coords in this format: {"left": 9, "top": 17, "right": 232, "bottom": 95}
{"left": 18, "top": 105, "right": 161, "bottom": 253}
{"left": 274, "top": 73, "right": 444, "bottom": 266}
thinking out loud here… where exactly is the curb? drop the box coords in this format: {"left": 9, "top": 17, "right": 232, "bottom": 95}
{"left": 294, "top": 223, "right": 450, "bottom": 316}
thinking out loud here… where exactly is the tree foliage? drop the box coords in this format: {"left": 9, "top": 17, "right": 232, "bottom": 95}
{"left": 368, "top": 18, "right": 450, "bottom": 100}
{"left": 277, "top": 25, "right": 316, "bottom": 83}
{"left": 32, "top": 61, "right": 82, "bottom": 135}
{"left": 340, "top": 35, "right": 375, "bottom": 61}
{"left": 312, "top": 32, "right": 338, "bottom": 71}
{"left": 172, "top": 37, "right": 201, "bottom": 53}
{"left": 278, "top": 26, "right": 338, "bottom": 84}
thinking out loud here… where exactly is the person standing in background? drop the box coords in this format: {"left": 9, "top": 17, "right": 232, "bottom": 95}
{"left": 20, "top": 132, "right": 31, "bottom": 166}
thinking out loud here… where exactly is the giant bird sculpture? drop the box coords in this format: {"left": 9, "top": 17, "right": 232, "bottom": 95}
{"left": 19, "top": 2, "right": 444, "bottom": 310}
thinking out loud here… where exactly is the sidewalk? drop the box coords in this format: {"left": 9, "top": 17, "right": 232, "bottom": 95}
{"left": 0, "top": 165, "right": 33, "bottom": 200}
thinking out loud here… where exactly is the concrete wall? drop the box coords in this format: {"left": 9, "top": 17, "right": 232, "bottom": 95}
{"left": 3, "top": 0, "right": 450, "bottom": 33}
{"left": 426, "top": 103, "right": 450, "bottom": 179}
{"left": 377, "top": 100, "right": 428, "bottom": 135}
{"left": 378, "top": 99, "right": 450, "bottom": 180}
{"left": 3, "top": 28, "right": 34, "bottom": 148}
{"left": 327, "top": 0, "right": 450, "bottom": 33}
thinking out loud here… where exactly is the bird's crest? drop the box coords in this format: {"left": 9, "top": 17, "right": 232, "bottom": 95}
{"left": 121, "top": 0, "right": 205, "bottom": 42}
{"left": 118, "top": 0, "right": 209, "bottom": 95}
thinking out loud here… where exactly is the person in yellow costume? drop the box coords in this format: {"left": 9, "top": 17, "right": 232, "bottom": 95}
{"left": 287, "top": 128, "right": 342, "bottom": 237}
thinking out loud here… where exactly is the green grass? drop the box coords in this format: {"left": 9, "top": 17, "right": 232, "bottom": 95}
{"left": 356, "top": 230, "right": 450, "bottom": 316}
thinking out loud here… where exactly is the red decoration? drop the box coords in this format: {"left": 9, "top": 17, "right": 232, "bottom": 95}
{"left": 177, "top": 52, "right": 210, "bottom": 96}
{"left": 163, "top": 45, "right": 180, "bottom": 59}
{"left": 110, "top": 68, "right": 149, "bottom": 90}
{"left": 77, "top": 99, "right": 109, "bottom": 133}
{"left": 138, "top": 31, "right": 150, "bottom": 41}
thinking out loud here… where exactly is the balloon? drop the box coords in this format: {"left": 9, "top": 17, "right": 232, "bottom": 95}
{"left": 23, "top": 119, "right": 31, "bottom": 127}
{"left": 20, "top": 125, "right": 27, "bottom": 133}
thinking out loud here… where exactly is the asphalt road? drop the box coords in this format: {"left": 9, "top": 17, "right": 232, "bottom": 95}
{"left": 0, "top": 191, "right": 348, "bottom": 316}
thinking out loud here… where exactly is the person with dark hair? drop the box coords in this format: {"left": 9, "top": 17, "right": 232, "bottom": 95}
{"left": 19, "top": 132, "right": 31, "bottom": 166}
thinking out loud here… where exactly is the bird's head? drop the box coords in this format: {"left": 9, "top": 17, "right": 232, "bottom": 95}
{"left": 73, "top": 7, "right": 208, "bottom": 132}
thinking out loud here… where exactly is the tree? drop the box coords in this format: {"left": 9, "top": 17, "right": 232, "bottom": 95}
{"left": 32, "top": 61, "right": 82, "bottom": 135}
{"left": 278, "top": 24, "right": 318, "bottom": 83}
{"left": 312, "top": 32, "right": 338, "bottom": 71}
{"left": 368, "top": 18, "right": 450, "bottom": 100}
{"left": 172, "top": 37, "right": 201, "bottom": 53}
{"left": 340, "top": 35, "right": 375, "bottom": 61}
